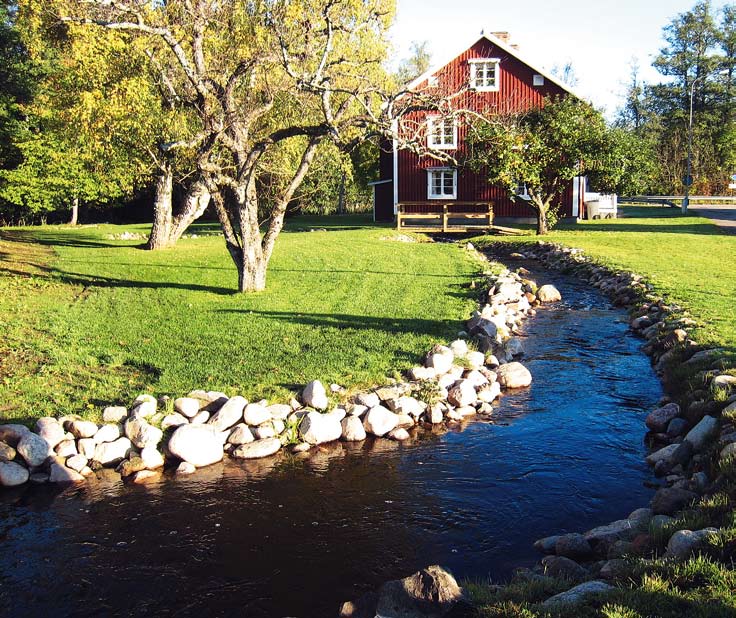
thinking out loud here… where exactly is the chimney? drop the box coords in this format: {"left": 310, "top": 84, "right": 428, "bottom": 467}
{"left": 491, "top": 31, "right": 510, "bottom": 43}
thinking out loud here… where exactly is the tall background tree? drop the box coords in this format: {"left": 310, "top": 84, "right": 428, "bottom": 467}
{"left": 0, "top": 3, "right": 162, "bottom": 224}
{"left": 615, "top": 1, "right": 736, "bottom": 195}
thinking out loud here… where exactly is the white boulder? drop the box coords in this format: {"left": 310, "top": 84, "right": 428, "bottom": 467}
{"left": 0, "top": 461, "right": 29, "bottom": 487}
{"left": 363, "top": 406, "right": 400, "bottom": 437}
{"left": 168, "top": 425, "right": 223, "bottom": 467}
{"left": 302, "top": 380, "right": 329, "bottom": 410}
{"left": 299, "top": 411, "right": 343, "bottom": 445}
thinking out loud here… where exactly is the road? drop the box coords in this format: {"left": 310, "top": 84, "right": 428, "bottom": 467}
{"left": 688, "top": 203, "right": 736, "bottom": 234}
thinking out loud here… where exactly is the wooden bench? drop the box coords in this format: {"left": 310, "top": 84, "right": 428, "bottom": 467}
{"left": 397, "top": 202, "right": 494, "bottom": 233}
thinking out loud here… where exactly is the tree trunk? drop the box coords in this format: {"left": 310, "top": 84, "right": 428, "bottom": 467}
{"left": 536, "top": 207, "right": 549, "bottom": 235}
{"left": 237, "top": 250, "right": 268, "bottom": 292}
{"left": 169, "top": 180, "right": 211, "bottom": 242}
{"left": 237, "top": 180, "right": 268, "bottom": 292}
{"left": 69, "top": 197, "right": 79, "bottom": 225}
{"left": 337, "top": 171, "right": 346, "bottom": 215}
{"left": 146, "top": 160, "right": 174, "bottom": 250}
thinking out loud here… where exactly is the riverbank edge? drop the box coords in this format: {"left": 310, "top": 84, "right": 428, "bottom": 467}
{"left": 452, "top": 240, "right": 736, "bottom": 617}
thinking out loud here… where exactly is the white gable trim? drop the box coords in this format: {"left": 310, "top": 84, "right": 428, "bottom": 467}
{"left": 403, "top": 33, "right": 582, "bottom": 100}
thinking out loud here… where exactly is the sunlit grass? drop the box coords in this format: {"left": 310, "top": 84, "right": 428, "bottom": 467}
{"left": 0, "top": 215, "right": 480, "bottom": 422}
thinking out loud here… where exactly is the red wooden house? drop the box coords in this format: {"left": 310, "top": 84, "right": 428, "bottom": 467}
{"left": 371, "top": 32, "right": 588, "bottom": 227}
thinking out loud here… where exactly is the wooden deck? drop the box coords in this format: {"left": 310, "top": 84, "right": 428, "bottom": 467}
{"left": 397, "top": 202, "right": 494, "bottom": 233}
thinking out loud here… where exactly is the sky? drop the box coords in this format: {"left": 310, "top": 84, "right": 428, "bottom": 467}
{"left": 389, "top": 0, "right": 731, "bottom": 117}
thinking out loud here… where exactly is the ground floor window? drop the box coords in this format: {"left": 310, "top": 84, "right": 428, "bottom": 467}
{"left": 427, "top": 168, "right": 457, "bottom": 199}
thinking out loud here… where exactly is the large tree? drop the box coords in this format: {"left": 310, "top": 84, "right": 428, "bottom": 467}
{"left": 467, "top": 97, "right": 614, "bottom": 235}
{"left": 1, "top": 4, "right": 162, "bottom": 224}
{"left": 633, "top": 1, "right": 736, "bottom": 194}
{"left": 60, "top": 0, "right": 413, "bottom": 292}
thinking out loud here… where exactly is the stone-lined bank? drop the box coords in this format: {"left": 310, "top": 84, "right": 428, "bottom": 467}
{"left": 0, "top": 262, "right": 559, "bottom": 489}
{"left": 475, "top": 242, "right": 735, "bottom": 613}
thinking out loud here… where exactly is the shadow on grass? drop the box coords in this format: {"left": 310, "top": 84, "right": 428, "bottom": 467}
{"left": 0, "top": 264, "right": 235, "bottom": 295}
{"left": 269, "top": 267, "right": 467, "bottom": 279}
{"left": 218, "top": 309, "right": 459, "bottom": 338}
{"left": 566, "top": 221, "right": 725, "bottom": 235}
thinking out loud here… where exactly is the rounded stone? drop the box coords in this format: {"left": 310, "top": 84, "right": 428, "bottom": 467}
{"left": 94, "top": 424, "right": 121, "bottom": 444}
{"left": 242, "top": 403, "right": 272, "bottom": 427}
{"left": 140, "top": 446, "right": 165, "bottom": 470}
{"left": 69, "top": 420, "right": 98, "bottom": 439}
{"left": 537, "top": 284, "right": 562, "bottom": 303}
{"left": 125, "top": 418, "right": 163, "bottom": 449}
{"left": 0, "top": 442, "right": 16, "bottom": 462}
{"left": 0, "top": 424, "right": 31, "bottom": 446}
{"left": 299, "top": 411, "right": 342, "bottom": 445}
{"left": 49, "top": 462, "right": 85, "bottom": 484}
{"left": 209, "top": 396, "right": 248, "bottom": 431}
{"left": 227, "top": 424, "right": 255, "bottom": 445}
{"left": 0, "top": 461, "right": 29, "bottom": 487}
{"left": 16, "top": 433, "right": 51, "bottom": 468}
{"left": 176, "top": 461, "right": 196, "bottom": 475}
{"left": 495, "top": 362, "right": 532, "bottom": 388}
{"left": 102, "top": 406, "right": 128, "bottom": 423}
{"left": 232, "top": 438, "right": 282, "bottom": 460}
{"left": 341, "top": 416, "right": 367, "bottom": 441}
{"left": 161, "top": 413, "right": 189, "bottom": 430}
{"left": 447, "top": 380, "right": 477, "bottom": 407}
{"left": 66, "top": 454, "right": 88, "bottom": 473}
{"left": 36, "top": 420, "right": 66, "bottom": 449}
{"left": 646, "top": 403, "right": 680, "bottom": 433}
{"left": 555, "top": 533, "right": 593, "bottom": 560}
{"left": 302, "top": 380, "right": 329, "bottom": 410}
{"left": 389, "top": 428, "right": 410, "bottom": 441}
{"left": 93, "top": 437, "right": 132, "bottom": 467}
{"left": 174, "top": 397, "right": 201, "bottom": 418}
{"left": 363, "top": 406, "right": 400, "bottom": 437}
{"left": 168, "top": 424, "right": 224, "bottom": 468}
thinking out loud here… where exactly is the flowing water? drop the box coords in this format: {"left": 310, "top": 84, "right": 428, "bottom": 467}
{"left": 0, "top": 264, "right": 662, "bottom": 618}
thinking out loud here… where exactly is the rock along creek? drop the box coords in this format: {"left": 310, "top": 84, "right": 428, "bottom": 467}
{"left": 0, "top": 261, "right": 662, "bottom": 618}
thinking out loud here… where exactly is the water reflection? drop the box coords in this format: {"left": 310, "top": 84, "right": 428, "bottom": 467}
{"left": 0, "top": 266, "right": 661, "bottom": 618}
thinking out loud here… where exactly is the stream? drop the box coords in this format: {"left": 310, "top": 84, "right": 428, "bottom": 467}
{"left": 0, "top": 263, "right": 662, "bottom": 618}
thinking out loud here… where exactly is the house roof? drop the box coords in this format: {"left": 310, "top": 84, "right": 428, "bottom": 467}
{"left": 404, "top": 32, "right": 584, "bottom": 101}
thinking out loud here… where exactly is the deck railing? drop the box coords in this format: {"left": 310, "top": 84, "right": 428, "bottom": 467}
{"left": 397, "top": 202, "right": 494, "bottom": 233}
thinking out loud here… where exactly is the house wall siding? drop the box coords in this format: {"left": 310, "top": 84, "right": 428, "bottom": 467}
{"left": 395, "top": 38, "right": 574, "bottom": 218}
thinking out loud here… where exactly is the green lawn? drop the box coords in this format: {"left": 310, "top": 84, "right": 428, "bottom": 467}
{"left": 475, "top": 205, "right": 736, "bottom": 357}
{"left": 0, "top": 215, "right": 479, "bottom": 423}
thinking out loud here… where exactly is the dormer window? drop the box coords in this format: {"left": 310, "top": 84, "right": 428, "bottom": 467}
{"left": 427, "top": 116, "right": 457, "bottom": 149}
{"left": 469, "top": 58, "right": 500, "bottom": 91}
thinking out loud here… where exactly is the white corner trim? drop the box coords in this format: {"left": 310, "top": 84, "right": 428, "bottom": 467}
{"left": 392, "top": 119, "right": 399, "bottom": 214}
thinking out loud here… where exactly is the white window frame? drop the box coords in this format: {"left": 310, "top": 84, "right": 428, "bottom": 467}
{"left": 468, "top": 58, "right": 500, "bottom": 92}
{"left": 427, "top": 168, "right": 457, "bottom": 200}
{"left": 533, "top": 74, "right": 545, "bottom": 87}
{"left": 427, "top": 116, "right": 457, "bottom": 150}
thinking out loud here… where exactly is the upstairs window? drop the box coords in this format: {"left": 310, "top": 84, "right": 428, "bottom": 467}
{"left": 427, "top": 116, "right": 457, "bottom": 149}
{"left": 469, "top": 58, "right": 500, "bottom": 92}
{"left": 427, "top": 168, "right": 457, "bottom": 200}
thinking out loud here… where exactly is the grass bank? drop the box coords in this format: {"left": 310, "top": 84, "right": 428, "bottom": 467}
{"left": 0, "top": 215, "right": 479, "bottom": 423}
{"left": 475, "top": 205, "right": 736, "bottom": 357}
